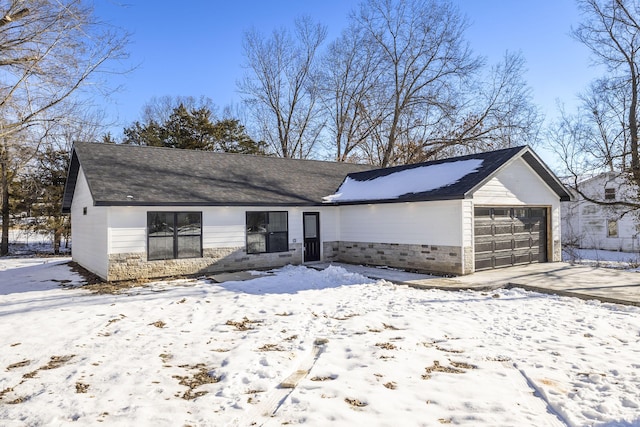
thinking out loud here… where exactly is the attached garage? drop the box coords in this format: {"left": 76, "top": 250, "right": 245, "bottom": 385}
{"left": 474, "top": 207, "right": 547, "bottom": 270}
{"left": 328, "top": 146, "right": 571, "bottom": 275}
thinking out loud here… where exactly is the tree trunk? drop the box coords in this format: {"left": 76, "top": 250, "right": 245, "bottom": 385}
{"left": 53, "top": 226, "right": 61, "bottom": 255}
{"left": 1, "top": 155, "right": 9, "bottom": 256}
{"left": 629, "top": 69, "right": 640, "bottom": 200}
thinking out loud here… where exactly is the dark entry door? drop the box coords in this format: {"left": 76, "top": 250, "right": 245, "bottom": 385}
{"left": 303, "top": 212, "right": 320, "bottom": 262}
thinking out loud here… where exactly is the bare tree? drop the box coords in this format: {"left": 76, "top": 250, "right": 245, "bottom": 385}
{"left": 569, "top": 0, "right": 640, "bottom": 199}
{"left": 434, "top": 52, "right": 542, "bottom": 158}
{"left": 353, "top": 0, "right": 482, "bottom": 167}
{"left": 0, "top": 0, "right": 128, "bottom": 255}
{"left": 555, "top": 77, "right": 631, "bottom": 177}
{"left": 318, "top": 22, "right": 385, "bottom": 162}
{"left": 321, "top": 1, "right": 538, "bottom": 166}
{"left": 239, "top": 16, "right": 327, "bottom": 158}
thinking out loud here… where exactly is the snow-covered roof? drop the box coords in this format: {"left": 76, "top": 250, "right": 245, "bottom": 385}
{"left": 324, "top": 146, "right": 571, "bottom": 204}
{"left": 323, "top": 159, "right": 483, "bottom": 203}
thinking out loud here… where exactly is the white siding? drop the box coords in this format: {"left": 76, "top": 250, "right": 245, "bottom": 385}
{"left": 107, "top": 205, "right": 340, "bottom": 260}
{"left": 107, "top": 207, "right": 147, "bottom": 253}
{"left": 322, "top": 208, "right": 340, "bottom": 241}
{"left": 461, "top": 199, "right": 474, "bottom": 248}
{"left": 338, "top": 200, "right": 464, "bottom": 246}
{"left": 562, "top": 174, "right": 640, "bottom": 251}
{"left": 70, "top": 168, "right": 109, "bottom": 278}
{"left": 473, "top": 158, "right": 559, "bottom": 206}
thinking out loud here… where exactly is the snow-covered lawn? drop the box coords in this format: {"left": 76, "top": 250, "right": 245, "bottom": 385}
{"left": 563, "top": 247, "right": 640, "bottom": 270}
{"left": 1, "top": 258, "right": 639, "bottom": 426}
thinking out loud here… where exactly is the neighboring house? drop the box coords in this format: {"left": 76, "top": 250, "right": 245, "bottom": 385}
{"left": 62, "top": 143, "right": 570, "bottom": 281}
{"left": 562, "top": 172, "right": 640, "bottom": 252}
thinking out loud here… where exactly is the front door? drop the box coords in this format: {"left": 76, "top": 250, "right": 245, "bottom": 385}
{"left": 303, "top": 212, "right": 320, "bottom": 262}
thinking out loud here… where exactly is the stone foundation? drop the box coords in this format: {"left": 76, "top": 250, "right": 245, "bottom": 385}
{"left": 336, "top": 241, "right": 466, "bottom": 275}
{"left": 463, "top": 246, "right": 474, "bottom": 275}
{"left": 105, "top": 240, "right": 474, "bottom": 281}
{"left": 322, "top": 241, "right": 340, "bottom": 262}
{"left": 553, "top": 240, "right": 561, "bottom": 262}
{"left": 107, "top": 243, "right": 303, "bottom": 281}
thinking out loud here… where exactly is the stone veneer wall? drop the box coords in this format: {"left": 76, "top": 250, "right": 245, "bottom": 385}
{"left": 462, "top": 246, "right": 474, "bottom": 275}
{"left": 337, "top": 241, "right": 466, "bottom": 275}
{"left": 322, "top": 241, "right": 340, "bottom": 262}
{"left": 107, "top": 243, "right": 303, "bottom": 281}
{"left": 553, "top": 239, "right": 561, "bottom": 262}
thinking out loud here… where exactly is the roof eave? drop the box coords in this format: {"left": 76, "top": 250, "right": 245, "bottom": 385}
{"left": 94, "top": 200, "right": 329, "bottom": 208}
{"left": 61, "top": 148, "right": 80, "bottom": 214}
{"left": 324, "top": 194, "right": 466, "bottom": 206}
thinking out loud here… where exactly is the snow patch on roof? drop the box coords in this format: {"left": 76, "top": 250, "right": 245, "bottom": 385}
{"left": 323, "top": 158, "right": 484, "bottom": 202}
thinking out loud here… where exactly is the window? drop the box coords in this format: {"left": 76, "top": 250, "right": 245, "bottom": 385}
{"left": 83, "top": 207, "right": 87, "bottom": 215}
{"left": 246, "top": 211, "right": 288, "bottom": 254}
{"left": 582, "top": 205, "right": 597, "bottom": 215}
{"left": 607, "top": 219, "right": 618, "bottom": 238}
{"left": 605, "top": 188, "right": 616, "bottom": 200}
{"left": 148, "top": 212, "right": 202, "bottom": 260}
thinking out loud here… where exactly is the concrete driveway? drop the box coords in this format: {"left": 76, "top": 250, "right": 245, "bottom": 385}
{"left": 317, "top": 262, "right": 640, "bottom": 306}
{"left": 425, "top": 262, "right": 640, "bottom": 306}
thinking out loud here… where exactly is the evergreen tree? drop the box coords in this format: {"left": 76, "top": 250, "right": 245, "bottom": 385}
{"left": 123, "top": 103, "right": 267, "bottom": 155}
{"left": 14, "top": 146, "right": 71, "bottom": 255}
{"left": 214, "top": 119, "right": 268, "bottom": 154}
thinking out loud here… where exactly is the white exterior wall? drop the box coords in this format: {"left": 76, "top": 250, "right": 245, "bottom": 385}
{"left": 472, "top": 157, "right": 563, "bottom": 261}
{"left": 338, "top": 200, "right": 464, "bottom": 247}
{"left": 473, "top": 158, "right": 560, "bottom": 206}
{"left": 461, "top": 199, "right": 474, "bottom": 248}
{"left": 107, "top": 205, "right": 340, "bottom": 262}
{"left": 70, "top": 168, "right": 109, "bottom": 278}
{"left": 562, "top": 174, "right": 640, "bottom": 252}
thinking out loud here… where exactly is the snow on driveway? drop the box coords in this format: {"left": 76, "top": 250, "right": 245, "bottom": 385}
{"left": 1, "top": 259, "right": 639, "bottom": 426}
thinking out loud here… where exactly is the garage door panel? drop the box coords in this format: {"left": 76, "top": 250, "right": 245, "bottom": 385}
{"left": 474, "top": 224, "right": 493, "bottom": 236}
{"left": 494, "top": 224, "right": 513, "bottom": 235}
{"left": 494, "top": 240, "right": 514, "bottom": 251}
{"left": 492, "top": 208, "right": 511, "bottom": 217}
{"left": 474, "top": 206, "right": 547, "bottom": 271}
{"left": 494, "top": 254, "right": 515, "bottom": 268}
{"left": 514, "top": 254, "right": 533, "bottom": 264}
{"left": 475, "top": 258, "right": 493, "bottom": 270}
{"left": 514, "top": 238, "right": 533, "bottom": 249}
{"left": 475, "top": 241, "right": 494, "bottom": 253}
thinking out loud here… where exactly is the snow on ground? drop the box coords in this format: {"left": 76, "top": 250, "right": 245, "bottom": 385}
{"left": 4, "top": 228, "right": 70, "bottom": 256}
{"left": 563, "top": 247, "right": 640, "bottom": 270}
{"left": 323, "top": 159, "right": 483, "bottom": 202}
{"left": 1, "top": 259, "right": 640, "bottom": 427}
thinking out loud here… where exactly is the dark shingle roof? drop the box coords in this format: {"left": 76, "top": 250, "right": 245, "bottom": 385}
{"left": 327, "top": 146, "right": 571, "bottom": 204}
{"left": 62, "top": 142, "right": 374, "bottom": 212}
{"left": 62, "top": 143, "right": 570, "bottom": 213}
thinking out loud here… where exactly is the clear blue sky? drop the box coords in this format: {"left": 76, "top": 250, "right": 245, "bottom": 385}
{"left": 95, "top": 0, "right": 598, "bottom": 166}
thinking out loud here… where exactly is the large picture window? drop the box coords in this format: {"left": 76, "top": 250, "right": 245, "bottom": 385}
{"left": 246, "top": 211, "right": 288, "bottom": 254}
{"left": 148, "top": 212, "right": 202, "bottom": 260}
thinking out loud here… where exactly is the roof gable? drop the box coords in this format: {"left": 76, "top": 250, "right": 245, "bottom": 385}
{"left": 324, "top": 146, "right": 571, "bottom": 204}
